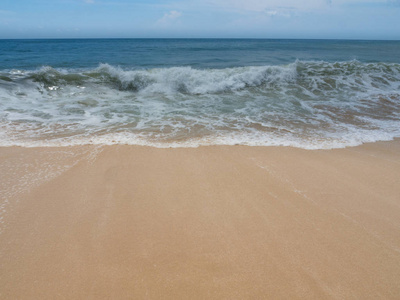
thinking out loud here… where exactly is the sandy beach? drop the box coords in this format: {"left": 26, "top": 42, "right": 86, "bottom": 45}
{"left": 1, "top": 141, "right": 400, "bottom": 299}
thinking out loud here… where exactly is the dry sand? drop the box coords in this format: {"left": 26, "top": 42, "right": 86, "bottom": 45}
{"left": 1, "top": 141, "right": 400, "bottom": 299}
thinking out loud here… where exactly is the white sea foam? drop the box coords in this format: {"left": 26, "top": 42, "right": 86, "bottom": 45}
{"left": 92, "top": 62, "right": 298, "bottom": 95}
{"left": 0, "top": 61, "right": 400, "bottom": 149}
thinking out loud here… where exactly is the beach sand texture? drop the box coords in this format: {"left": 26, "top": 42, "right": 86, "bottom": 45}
{"left": 1, "top": 141, "right": 400, "bottom": 299}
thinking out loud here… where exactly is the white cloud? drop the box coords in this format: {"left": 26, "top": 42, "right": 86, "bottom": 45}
{"left": 206, "top": 0, "right": 329, "bottom": 13}
{"left": 156, "top": 10, "right": 182, "bottom": 27}
{"left": 265, "top": 10, "right": 291, "bottom": 17}
{"left": 205, "top": 0, "right": 395, "bottom": 13}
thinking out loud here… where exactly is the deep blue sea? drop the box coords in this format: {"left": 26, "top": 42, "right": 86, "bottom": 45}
{"left": 1, "top": 39, "right": 400, "bottom": 148}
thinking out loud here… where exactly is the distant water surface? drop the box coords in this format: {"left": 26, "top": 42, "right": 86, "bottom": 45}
{"left": 0, "top": 39, "right": 399, "bottom": 148}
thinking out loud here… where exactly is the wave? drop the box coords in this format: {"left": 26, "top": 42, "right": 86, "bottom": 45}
{"left": 19, "top": 63, "right": 298, "bottom": 94}
{"left": 2, "top": 60, "right": 399, "bottom": 95}
{"left": 1, "top": 60, "right": 400, "bottom": 149}
{"left": 0, "top": 61, "right": 400, "bottom": 95}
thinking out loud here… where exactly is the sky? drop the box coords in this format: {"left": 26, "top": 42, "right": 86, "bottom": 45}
{"left": 0, "top": 0, "right": 399, "bottom": 39}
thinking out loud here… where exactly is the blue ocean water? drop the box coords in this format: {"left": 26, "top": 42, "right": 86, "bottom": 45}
{"left": 2, "top": 39, "right": 400, "bottom": 70}
{"left": 0, "top": 39, "right": 400, "bottom": 148}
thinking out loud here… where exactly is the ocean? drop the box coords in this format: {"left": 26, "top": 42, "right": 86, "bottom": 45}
{"left": 0, "top": 38, "right": 399, "bottom": 149}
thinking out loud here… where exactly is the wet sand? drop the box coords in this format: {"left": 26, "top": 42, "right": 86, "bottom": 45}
{"left": 1, "top": 141, "right": 400, "bottom": 299}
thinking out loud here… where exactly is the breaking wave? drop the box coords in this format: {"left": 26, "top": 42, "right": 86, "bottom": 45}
{"left": 1, "top": 60, "right": 400, "bottom": 149}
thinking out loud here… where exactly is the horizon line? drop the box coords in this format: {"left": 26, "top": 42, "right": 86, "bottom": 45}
{"left": 1, "top": 37, "right": 400, "bottom": 42}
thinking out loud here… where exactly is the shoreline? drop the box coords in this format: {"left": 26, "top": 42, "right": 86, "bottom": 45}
{"left": 1, "top": 136, "right": 399, "bottom": 150}
{"left": 1, "top": 140, "right": 400, "bottom": 299}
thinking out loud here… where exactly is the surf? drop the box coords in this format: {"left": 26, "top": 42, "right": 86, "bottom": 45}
{"left": 0, "top": 60, "right": 399, "bottom": 149}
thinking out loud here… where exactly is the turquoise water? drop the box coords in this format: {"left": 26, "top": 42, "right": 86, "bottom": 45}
{"left": 0, "top": 39, "right": 400, "bottom": 148}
